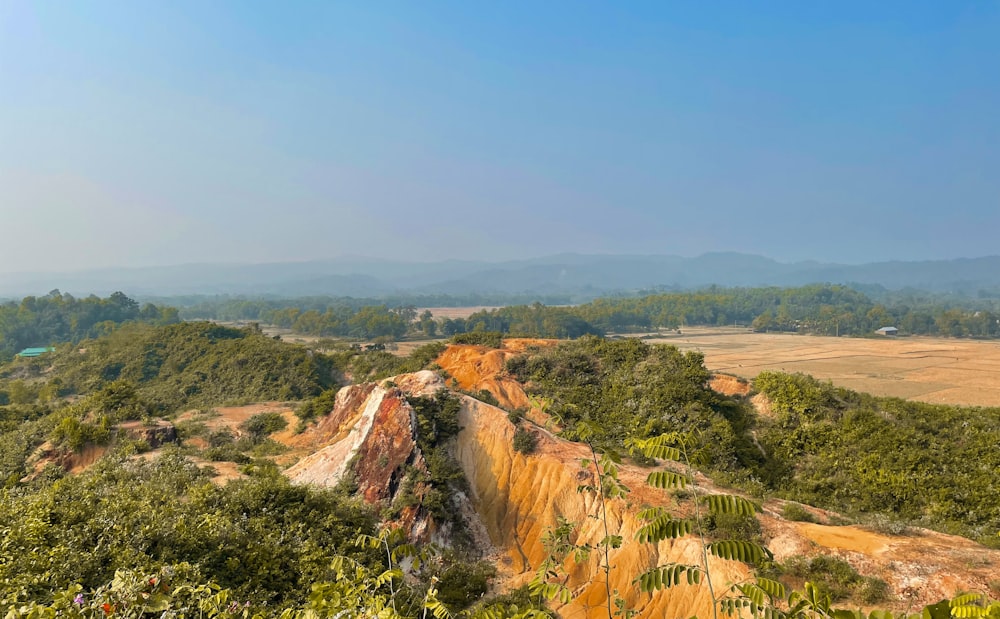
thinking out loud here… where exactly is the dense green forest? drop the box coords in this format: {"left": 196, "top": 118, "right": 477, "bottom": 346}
{"left": 0, "top": 291, "right": 179, "bottom": 361}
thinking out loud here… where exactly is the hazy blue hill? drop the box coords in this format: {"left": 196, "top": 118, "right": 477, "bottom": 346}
{"left": 4, "top": 253, "right": 1000, "bottom": 299}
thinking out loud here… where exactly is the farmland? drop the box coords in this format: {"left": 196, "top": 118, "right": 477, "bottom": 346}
{"left": 644, "top": 327, "right": 1000, "bottom": 407}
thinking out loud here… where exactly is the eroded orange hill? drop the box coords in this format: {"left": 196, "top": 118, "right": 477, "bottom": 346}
{"left": 436, "top": 339, "right": 556, "bottom": 421}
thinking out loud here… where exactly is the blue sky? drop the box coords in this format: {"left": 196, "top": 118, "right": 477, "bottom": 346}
{"left": 1, "top": 1, "right": 998, "bottom": 272}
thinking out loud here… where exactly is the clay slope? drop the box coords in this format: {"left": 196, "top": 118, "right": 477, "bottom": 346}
{"left": 436, "top": 339, "right": 555, "bottom": 422}
{"left": 455, "top": 394, "right": 749, "bottom": 619}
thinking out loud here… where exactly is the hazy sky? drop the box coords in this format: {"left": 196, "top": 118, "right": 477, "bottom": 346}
{"left": 2, "top": 1, "right": 998, "bottom": 273}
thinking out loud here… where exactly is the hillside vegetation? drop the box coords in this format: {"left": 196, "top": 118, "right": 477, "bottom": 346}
{"left": 754, "top": 371, "right": 1000, "bottom": 541}
{"left": 505, "top": 338, "right": 1000, "bottom": 544}
{"left": 0, "top": 291, "right": 179, "bottom": 361}
{"left": 1, "top": 302, "right": 999, "bottom": 617}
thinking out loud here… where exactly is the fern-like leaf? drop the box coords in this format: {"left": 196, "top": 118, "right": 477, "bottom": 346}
{"left": 634, "top": 564, "right": 702, "bottom": 592}
{"left": 636, "top": 506, "right": 667, "bottom": 521}
{"left": 634, "top": 515, "right": 692, "bottom": 544}
{"left": 950, "top": 594, "right": 994, "bottom": 619}
{"left": 375, "top": 568, "right": 403, "bottom": 587}
{"left": 646, "top": 470, "right": 689, "bottom": 489}
{"left": 707, "top": 540, "right": 771, "bottom": 563}
{"left": 718, "top": 597, "right": 751, "bottom": 616}
{"left": 628, "top": 434, "right": 683, "bottom": 461}
{"left": 753, "top": 577, "right": 786, "bottom": 600}
{"left": 703, "top": 494, "right": 760, "bottom": 516}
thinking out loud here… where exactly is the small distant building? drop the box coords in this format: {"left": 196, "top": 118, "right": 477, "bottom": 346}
{"left": 875, "top": 327, "right": 898, "bottom": 336}
{"left": 16, "top": 347, "right": 56, "bottom": 358}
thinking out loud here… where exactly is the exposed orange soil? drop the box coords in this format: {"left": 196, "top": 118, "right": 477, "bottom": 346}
{"left": 435, "top": 339, "right": 556, "bottom": 414}
{"left": 708, "top": 373, "right": 751, "bottom": 397}
{"left": 644, "top": 327, "right": 1000, "bottom": 407}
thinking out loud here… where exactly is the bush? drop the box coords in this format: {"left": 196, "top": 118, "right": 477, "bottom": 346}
{"left": 450, "top": 332, "right": 503, "bottom": 348}
{"left": 296, "top": 389, "right": 338, "bottom": 423}
{"left": 783, "top": 555, "right": 878, "bottom": 602}
{"left": 782, "top": 502, "right": 818, "bottom": 523}
{"left": 862, "top": 513, "right": 913, "bottom": 536}
{"left": 857, "top": 576, "right": 890, "bottom": 604}
{"left": 474, "top": 389, "right": 500, "bottom": 407}
{"left": 204, "top": 444, "right": 251, "bottom": 464}
{"left": 706, "top": 511, "right": 762, "bottom": 544}
{"left": 513, "top": 427, "right": 537, "bottom": 455}
{"left": 507, "top": 408, "right": 526, "bottom": 424}
{"left": 207, "top": 428, "right": 235, "bottom": 447}
{"left": 240, "top": 412, "right": 289, "bottom": 442}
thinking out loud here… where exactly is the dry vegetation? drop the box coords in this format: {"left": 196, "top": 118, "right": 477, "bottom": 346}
{"left": 642, "top": 327, "right": 1000, "bottom": 407}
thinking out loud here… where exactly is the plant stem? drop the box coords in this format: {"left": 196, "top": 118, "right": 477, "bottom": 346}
{"left": 383, "top": 533, "right": 399, "bottom": 615}
{"left": 588, "top": 440, "right": 615, "bottom": 619}
{"left": 681, "top": 440, "right": 718, "bottom": 619}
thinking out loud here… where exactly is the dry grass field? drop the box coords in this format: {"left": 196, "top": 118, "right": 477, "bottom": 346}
{"left": 641, "top": 327, "right": 1000, "bottom": 407}
{"left": 418, "top": 306, "right": 499, "bottom": 319}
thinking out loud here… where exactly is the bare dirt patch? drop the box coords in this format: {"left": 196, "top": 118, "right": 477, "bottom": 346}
{"left": 708, "top": 373, "right": 751, "bottom": 397}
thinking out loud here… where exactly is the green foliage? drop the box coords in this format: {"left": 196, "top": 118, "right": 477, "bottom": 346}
{"left": 783, "top": 555, "right": 888, "bottom": 604}
{"left": 240, "top": 412, "right": 289, "bottom": 441}
{"left": 782, "top": 502, "right": 819, "bottom": 523}
{"left": 0, "top": 452, "right": 381, "bottom": 607}
{"left": 512, "top": 427, "right": 537, "bottom": 455}
{"left": 450, "top": 332, "right": 505, "bottom": 348}
{"left": 506, "top": 337, "right": 760, "bottom": 474}
{"left": 404, "top": 391, "right": 468, "bottom": 526}
{"left": 0, "top": 291, "right": 179, "bottom": 360}
{"left": 326, "top": 341, "right": 447, "bottom": 383}
{"left": 754, "top": 371, "right": 1000, "bottom": 541}
{"left": 432, "top": 559, "right": 496, "bottom": 610}
{"left": 473, "top": 389, "right": 501, "bottom": 407}
{"left": 1, "top": 322, "right": 338, "bottom": 415}
{"left": 295, "top": 388, "right": 339, "bottom": 424}
{"left": 704, "top": 510, "right": 763, "bottom": 543}
{"left": 266, "top": 304, "right": 412, "bottom": 340}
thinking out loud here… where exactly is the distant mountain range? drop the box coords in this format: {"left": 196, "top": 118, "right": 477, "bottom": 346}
{"left": 3, "top": 253, "right": 1000, "bottom": 300}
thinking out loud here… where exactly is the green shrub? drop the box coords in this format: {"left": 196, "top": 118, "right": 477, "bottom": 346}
{"left": 296, "top": 389, "right": 338, "bottom": 423}
{"left": 204, "top": 444, "right": 251, "bottom": 464}
{"left": 450, "top": 332, "right": 503, "bottom": 348}
{"left": 507, "top": 408, "right": 526, "bottom": 424}
{"left": 705, "top": 511, "right": 762, "bottom": 544}
{"left": 782, "top": 502, "right": 818, "bottom": 523}
{"left": 783, "top": 555, "right": 874, "bottom": 602}
{"left": 240, "top": 412, "right": 289, "bottom": 442}
{"left": 863, "top": 513, "right": 913, "bottom": 536}
{"left": 474, "top": 389, "right": 500, "bottom": 407}
{"left": 857, "top": 576, "right": 890, "bottom": 604}
{"left": 513, "top": 427, "right": 537, "bottom": 455}
{"left": 207, "top": 428, "right": 235, "bottom": 447}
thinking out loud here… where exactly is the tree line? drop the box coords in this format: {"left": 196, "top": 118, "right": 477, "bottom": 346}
{"left": 0, "top": 291, "right": 179, "bottom": 360}
{"left": 6, "top": 284, "right": 1000, "bottom": 352}
{"left": 446, "top": 284, "right": 1000, "bottom": 339}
